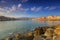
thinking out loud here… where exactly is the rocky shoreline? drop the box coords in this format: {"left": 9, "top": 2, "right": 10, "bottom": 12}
{"left": 1, "top": 24, "right": 60, "bottom": 40}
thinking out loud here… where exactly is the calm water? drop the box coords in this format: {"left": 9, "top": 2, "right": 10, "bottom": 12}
{"left": 0, "top": 20, "right": 60, "bottom": 38}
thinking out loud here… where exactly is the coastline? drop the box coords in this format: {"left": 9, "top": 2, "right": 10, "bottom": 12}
{"left": 1, "top": 24, "right": 60, "bottom": 40}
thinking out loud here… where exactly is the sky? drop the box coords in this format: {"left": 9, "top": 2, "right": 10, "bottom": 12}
{"left": 0, "top": 0, "right": 60, "bottom": 17}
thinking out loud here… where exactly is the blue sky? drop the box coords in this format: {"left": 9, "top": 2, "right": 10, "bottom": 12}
{"left": 0, "top": 0, "right": 60, "bottom": 17}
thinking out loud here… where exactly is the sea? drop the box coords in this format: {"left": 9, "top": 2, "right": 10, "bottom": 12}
{"left": 0, "top": 20, "right": 60, "bottom": 39}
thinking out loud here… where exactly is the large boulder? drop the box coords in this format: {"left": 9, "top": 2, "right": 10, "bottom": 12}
{"left": 44, "top": 28, "right": 53, "bottom": 37}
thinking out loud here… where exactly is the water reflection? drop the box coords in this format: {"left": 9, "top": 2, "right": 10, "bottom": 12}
{"left": 36, "top": 21, "right": 60, "bottom": 27}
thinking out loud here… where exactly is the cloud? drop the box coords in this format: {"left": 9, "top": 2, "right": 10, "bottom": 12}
{"left": 5, "top": 4, "right": 28, "bottom": 13}
{"left": 31, "top": 7, "right": 36, "bottom": 11}
{"left": 0, "top": 7, "right": 11, "bottom": 16}
{"left": 17, "top": 8, "right": 28, "bottom": 12}
{"left": 1, "top": 5, "right": 17, "bottom": 13}
{"left": 0, "top": 7, "right": 8, "bottom": 13}
{"left": 17, "top": 4, "right": 29, "bottom": 12}
{"left": 36, "top": 7, "right": 42, "bottom": 11}
{"left": 30, "top": 6, "right": 59, "bottom": 12}
{"left": 1, "top": 0, "right": 6, "bottom": 3}
{"left": 44, "top": 6, "right": 57, "bottom": 10}
{"left": 18, "top": 4, "right": 22, "bottom": 8}
{"left": 22, "top": 0, "right": 28, "bottom": 3}
{"left": 0, "top": 3, "right": 29, "bottom": 16}
{"left": 11, "top": 5, "right": 16, "bottom": 11}
{"left": 31, "top": 6, "right": 42, "bottom": 12}
{"left": 44, "top": 7, "right": 49, "bottom": 9}
{"left": 48, "top": 7, "right": 57, "bottom": 10}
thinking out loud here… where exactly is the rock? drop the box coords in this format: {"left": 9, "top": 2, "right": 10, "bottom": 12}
{"left": 2, "top": 25, "right": 60, "bottom": 40}
{"left": 54, "top": 29, "right": 60, "bottom": 35}
{"left": 54, "top": 25, "right": 60, "bottom": 29}
{"left": 27, "top": 32, "right": 33, "bottom": 37}
{"left": 34, "top": 27, "right": 45, "bottom": 36}
{"left": 54, "top": 25, "right": 60, "bottom": 35}
{"left": 44, "top": 28, "right": 53, "bottom": 37}
{"left": 33, "top": 36, "right": 45, "bottom": 40}
{"left": 14, "top": 33, "right": 21, "bottom": 40}
{"left": 3, "top": 37, "right": 13, "bottom": 40}
{"left": 46, "top": 37, "right": 53, "bottom": 40}
{"left": 53, "top": 35, "right": 60, "bottom": 40}
{"left": 24, "top": 32, "right": 34, "bottom": 40}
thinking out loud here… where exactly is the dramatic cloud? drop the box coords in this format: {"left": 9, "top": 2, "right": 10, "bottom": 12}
{"left": 0, "top": 3, "right": 29, "bottom": 16}
{"left": 4, "top": 4, "right": 28, "bottom": 13}
{"left": 31, "top": 6, "right": 42, "bottom": 12}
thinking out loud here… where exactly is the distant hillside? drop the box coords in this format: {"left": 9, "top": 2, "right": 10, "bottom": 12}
{"left": 0, "top": 16, "right": 32, "bottom": 21}
{"left": 0, "top": 16, "right": 17, "bottom": 21}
